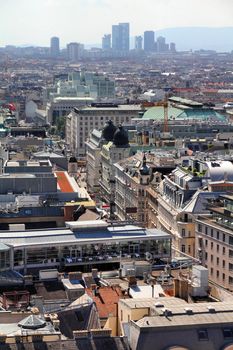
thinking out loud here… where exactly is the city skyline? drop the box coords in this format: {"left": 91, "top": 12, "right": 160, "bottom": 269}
{"left": 0, "top": 0, "right": 233, "bottom": 47}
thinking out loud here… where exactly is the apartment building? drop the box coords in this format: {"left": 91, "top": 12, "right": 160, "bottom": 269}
{"left": 196, "top": 194, "right": 233, "bottom": 291}
{"left": 156, "top": 158, "right": 233, "bottom": 256}
{"left": 65, "top": 104, "right": 142, "bottom": 158}
{"left": 114, "top": 153, "right": 159, "bottom": 225}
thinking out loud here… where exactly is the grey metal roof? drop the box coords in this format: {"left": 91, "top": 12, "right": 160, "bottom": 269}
{"left": 18, "top": 315, "right": 46, "bottom": 329}
{"left": 0, "top": 223, "right": 171, "bottom": 248}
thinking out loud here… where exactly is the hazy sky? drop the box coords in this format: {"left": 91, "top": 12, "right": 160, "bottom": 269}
{"left": 0, "top": 0, "right": 233, "bottom": 47}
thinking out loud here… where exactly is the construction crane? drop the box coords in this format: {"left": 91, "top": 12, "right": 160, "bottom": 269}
{"left": 153, "top": 94, "right": 169, "bottom": 133}
{"left": 141, "top": 89, "right": 171, "bottom": 134}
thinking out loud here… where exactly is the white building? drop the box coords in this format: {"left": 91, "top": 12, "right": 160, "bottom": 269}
{"left": 99, "top": 125, "right": 131, "bottom": 207}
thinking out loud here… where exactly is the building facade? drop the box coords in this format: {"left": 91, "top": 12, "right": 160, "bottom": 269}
{"left": 50, "top": 37, "right": 60, "bottom": 58}
{"left": 112, "top": 23, "right": 130, "bottom": 51}
{"left": 144, "top": 31, "right": 155, "bottom": 52}
{"left": 196, "top": 194, "right": 233, "bottom": 291}
{"left": 65, "top": 104, "right": 142, "bottom": 158}
{"left": 0, "top": 220, "right": 171, "bottom": 275}
{"left": 102, "top": 34, "right": 111, "bottom": 50}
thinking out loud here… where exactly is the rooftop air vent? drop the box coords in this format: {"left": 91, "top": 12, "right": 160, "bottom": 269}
{"left": 154, "top": 302, "right": 164, "bottom": 308}
{"left": 207, "top": 305, "right": 215, "bottom": 313}
{"left": 163, "top": 308, "right": 172, "bottom": 317}
{"left": 184, "top": 307, "right": 193, "bottom": 315}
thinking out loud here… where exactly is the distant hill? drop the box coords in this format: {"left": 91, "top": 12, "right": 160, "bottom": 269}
{"left": 155, "top": 27, "right": 233, "bottom": 52}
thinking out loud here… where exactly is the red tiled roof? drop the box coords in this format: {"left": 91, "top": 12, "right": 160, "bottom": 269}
{"left": 55, "top": 171, "right": 74, "bottom": 193}
{"left": 86, "top": 286, "right": 124, "bottom": 319}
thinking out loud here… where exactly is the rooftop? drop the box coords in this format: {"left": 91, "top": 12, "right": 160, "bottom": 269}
{"left": 137, "top": 301, "right": 233, "bottom": 329}
{"left": 0, "top": 221, "right": 171, "bottom": 248}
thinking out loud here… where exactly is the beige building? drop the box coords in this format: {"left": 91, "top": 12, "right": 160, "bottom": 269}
{"left": 115, "top": 153, "right": 159, "bottom": 225}
{"left": 128, "top": 299, "right": 233, "bottom": 350}
{"left": 86, "top": 129, "right": 103, "bottom": 193}
{"left": 65, "top": 104, "right": 142, "bottom": 158}
{"left": 118, "top": 296, "right": 186, "bottom": 336}
{"left": 99, "top": 125, "right": 131, "bottom": 207}
{"left": 196, "top": 194, "right": 233, "bottom": 291}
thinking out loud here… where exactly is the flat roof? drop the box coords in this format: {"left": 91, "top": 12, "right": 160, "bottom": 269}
{"left": 81, "top": 105, "right": 142, "bottom": 111}
{"left": 119, "top": 297, "right": 187, "bottom": 309}
{"left": 0, "top": 222, "right": 171, "bottom": 248}
{"left": 137, "top": 302, "right": 233, "bottom": 328}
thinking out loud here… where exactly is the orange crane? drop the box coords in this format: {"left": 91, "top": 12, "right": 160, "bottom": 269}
{"left": 141, "top": 91, "right": 170, "bottom": 133}
{"left": 153, "top": 95, "right": 169, "bottom": 133}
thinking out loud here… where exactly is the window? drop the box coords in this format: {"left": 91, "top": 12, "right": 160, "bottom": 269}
{"left": 210, "top": 267, "right": 213, "bottom": 275}
{"left": 230, "top": 236, "right": 233, "bottom": 246}
{"left": 211, "top": 229, "right": 213, "bottom": 237}
{"left": 223, "top": 233, "right": 226, "bottom": 242}
{"left": 229, "top": 250, "right": 233, "bottom": 258}
{"left": 205, "top": 227, "right": 208, "bottom": 235}
{"left": 211, "top": 254, "right": 213, "bottom": 262}
{"left": 198, "top": 329, "right": 208, "bottom": 341}
{"left": 181, "top": 245, "right": 185, "bottom": 253}
{"left": 217, "top": 231, "right": 219, "bottom": 240}
{"left": 229, "top": 277, "right": 233, "bottom": 285}
{"left": 229, "top": 263, "right": 233, "bottom": 271}
{"left": 217, "top": 270, "right": 219, "bottom": 278}
{"left": 223, "top": 260, "right": 225, "bottom": 268}
{"left": 182, "top": 229, "right": 185, "bottom": 237}
{"left": 188, "top": 245, "right": 191, "bottom": 254}
{"left": 198, "top": 224, "right": 202, "bottom": 233}
{"left": 223, "top": 328, "right": 233, "bottom": 338}
{"left": 217, "top": 244, "right": 219, "bottom": 252}
{"left": 205, "top": 240, "right": 208, "bottom": 247}
{"left": 211, "top": 242, "right": 213, "bottom": 249}
{"left": 223, "top": 247, "right": 226, "bottom": 255}
{"left": 217, "top": 257, "right": 219, "bottom": 265}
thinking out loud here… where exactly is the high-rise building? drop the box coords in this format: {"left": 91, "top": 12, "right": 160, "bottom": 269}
{"left": 157, "top": 36, "right": 169, "bottom": 52}
{"left": 112, "top": 23, "right": 130, "bottom": 51}
{"left": 50, "top": 37, "right": 60, "bottom": 58}
{"left": 143, "top": 31, "right": 155, "bottom": 52}
{"left": 170, "top": 42, "right": 176, "bottom": 52}
{"left": 135, "top": 36, "right": 143, "bottom": 50}
{"left": 67, "top": 42, "right": 82, "bottom": 61}
{"left": 102, "top": 34, "right": 111, "bottom": 50}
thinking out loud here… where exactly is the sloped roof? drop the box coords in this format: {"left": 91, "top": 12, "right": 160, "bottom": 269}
{"left": 183, "top": 191, "right": 223, "bottom": 213}
{"left": 142, "top": 106, "right": 226, "bottom": 122}
{"left": 18, "top": 315, "right": 46, "bottom": 329}
{"left": 57, "top": 303, "right": 100, "bottom": 339}
{"left": 142, "top": 106, "right": 182, "bottom": 120}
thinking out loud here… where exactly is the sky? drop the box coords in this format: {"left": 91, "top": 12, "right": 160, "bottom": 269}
{"left": 0, "top": 0, "right": 233, "bottom": 47}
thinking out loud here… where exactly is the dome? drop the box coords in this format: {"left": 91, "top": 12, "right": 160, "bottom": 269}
{"left": 102, "top": 120, "right": 117, "bottom": 142}
{"left": 69, "top": 156, "right": 77, "bottom": 163}
{"left": 113, "top": 125, "right": 129, "bottom": 147}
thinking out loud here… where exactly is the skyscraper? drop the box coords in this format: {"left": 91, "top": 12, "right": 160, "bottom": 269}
{"left": 67, "top": 42, "right": 81, "bottom": 61}
{"left": 112, "top": 23, "right": 130, "bottom": 51}
{"left": 50, "top": 37, "right": 60, "bottom": 58}
{"left": 157, "top": 36, "right": 169, "bottom": 52}
{"left": 102, "top": 34, "right": 111, "bottom": 50}
{"left": 135, "top": 36, "right": 143, "bottom": 50}
{"left": 143, "top": 31, "right": 155, "bottom": 52}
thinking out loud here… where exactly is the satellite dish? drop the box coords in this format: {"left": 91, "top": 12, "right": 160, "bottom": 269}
{"left": 145, "top": 252, "right": 153, "bottom": 261}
